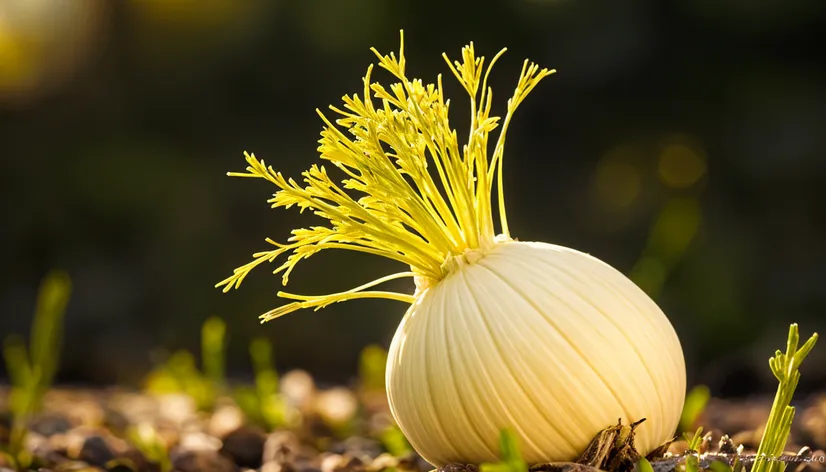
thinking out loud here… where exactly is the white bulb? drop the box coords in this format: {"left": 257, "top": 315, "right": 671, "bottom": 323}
{"left": 218, "top": 37, "right": 687, "bottom": 469}
{"left": 386, "top": 240, "right": 686, "bottom": 466}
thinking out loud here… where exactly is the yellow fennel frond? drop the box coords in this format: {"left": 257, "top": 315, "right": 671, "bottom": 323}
{"left": 217, "top": 31, "right": 554, "bottom": 321}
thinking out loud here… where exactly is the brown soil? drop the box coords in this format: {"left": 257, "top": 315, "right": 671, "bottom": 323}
{"left": 1, "top": 383, "right": 826, "bottom": 472}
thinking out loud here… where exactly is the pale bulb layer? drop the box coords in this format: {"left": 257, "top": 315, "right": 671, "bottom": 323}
{"left": 386, "top": 241, "right": 686, "bottom": 466}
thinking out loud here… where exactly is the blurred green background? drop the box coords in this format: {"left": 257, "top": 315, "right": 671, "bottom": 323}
{"left": 1, "top": 0, "right": 825, "bottom": 396}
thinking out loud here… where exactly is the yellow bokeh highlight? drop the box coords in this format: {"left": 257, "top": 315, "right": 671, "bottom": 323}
{"left": 0, "top": 18, "right": 40, "bottom": 93}
{"left": 647, "top": 197, "right": 702, "bottom": 262}
{"left": 593, "top": 146, "right": 642, "bottom": 208}
{"left": 1, "top": 0, "right": 103, "bottom": 103}
{"left": 630, "top": 197, "right": 702, "bottom": 297}
{"left": 657, "top": 142, "right": 707, "bottom": 188}
{"left": 129, "top": 0, "right": 257, "bottom": 32}
{"left": 628, "top": 257, "right": 666, "bottom": 297}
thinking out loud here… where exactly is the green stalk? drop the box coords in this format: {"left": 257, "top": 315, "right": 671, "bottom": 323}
{"left": 201, "top": 316, "right": 227, "bottom": 394}
{"left": 480, "top": 430, "right": 528, "bottom": 472}
{"left": 752, "top": 324, "right": 817, "bottom": 472}
{"left": 2, "top": 270, "right": 71, "bottom": 470}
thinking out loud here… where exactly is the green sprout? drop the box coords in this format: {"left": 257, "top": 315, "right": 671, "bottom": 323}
{"left": 752, "top": 324, "right": 817, "bottom": 472}
{"left": 685, "top": 454, "right": 700, "bottom": 472}
{"left": 232, "top": 337, "right": 295, "bottom": 430}
{"left": 358, "top": 344, "right": 388, "bottom": 392}
{"left": 629, "top": 197, "right": 702, "bottom": 298}
{"left": 681, "top": 427, "right": 706, "bottom": 472}
{"left": 709, "top": 459, "right": 736, "bottom": 472}
{"left": 358, "top": 344, "right": 411, "bottom": 453}
{"left": 683, "top": 427, "right": 704, "bottom": 453}
{"left": 143, "top": 349, "right": 214, "bottom": 410}
{"left": 144, "top": 316, "right": 228, "bottom": 410}
{"left": 635, "top": 457, "right": 655, "bottom": 472}
{"left": 680, "top": 385, "right": 710, "bottom": 433}
{"left": 201, "top": 316, "right": 227, "bottom": 395}
{"left": 1, "top": 270, "right": 71, "bottom": 470}
{"left": 379, "top": 425, "right": 413, "bottom": 457}
{"left": 480, "top": 430, "right": 528, "bottom": 472}
{"left": 127, "top": 423, "right": 172, "bottom": 472}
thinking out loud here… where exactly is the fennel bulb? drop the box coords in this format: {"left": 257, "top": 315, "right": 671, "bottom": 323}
{"left": 218, "top": 32, "right": 686, "bottom": 467}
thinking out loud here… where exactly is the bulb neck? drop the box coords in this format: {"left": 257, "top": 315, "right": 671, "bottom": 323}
{"left": 413, "top": 234, "right": 513, "bottom": 296}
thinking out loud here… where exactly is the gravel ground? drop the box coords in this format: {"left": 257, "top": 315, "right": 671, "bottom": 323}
{"left": 2, "top": 378, "right": 826, "bottom": 472}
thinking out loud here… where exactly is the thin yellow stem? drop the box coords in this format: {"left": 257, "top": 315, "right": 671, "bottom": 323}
{"left": 262, "top": 291, "right": 417, "bottom": 322}
{"left": 219, "top": 32, "right": 553, "bottom": 321}
{"left": 278, "top": 272, "right": 416, "bottom": 301}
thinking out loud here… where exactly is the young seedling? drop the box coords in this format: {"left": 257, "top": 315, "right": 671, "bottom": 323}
{"left": 127, "top": 423, "right": 172, "bottom": 472}
{"left": 685, "top": 452, "right": 700, "bottom": 472}
{"left": 144, "top": 316, "right": 228, "bottom": 410}
{"left": 358, "top": 344, "right": 387, "bottom": 393}
{"left": 354, "top": 344, "right": 411, "bottom": 454}
{"left": 683, "top": 427, "right": 704, "bottom": 453}
{"left": 751, "top": 324, "right": 817, "bottom": 472}
{"left": 1, "top": 270, "right": 71, "bottom": 470}
{"left": 379, "top": 425, "right": 413, "bottom": 457}
{"left": 232, "top": 337, "right": 296, "bottom": 430}
{"left": 143, "top": 349, "right": 214, "bottom": 410}
{"left": 680, "top": 385, "right": 711, "bottom": 434}
{"left": 709, "top": 459, "right": 735, "bottom": 472}
{"left": 480, "top": 430, "right": 528, "bottom": 472}
{"left": 201, "top": 316, "right": 227, "bottom": 400}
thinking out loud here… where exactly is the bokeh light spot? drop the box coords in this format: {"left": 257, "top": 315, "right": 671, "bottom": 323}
{"left": 0, "top": 0, "right": 104, "bottom": 104}
{"left": 649, "top": 197, "right": 702, "bottom": 261}
{"left": 657, "top": 142, "right": 707, "bottom": 188}
{"left": 629, "top": 257, "right": 666, "bottom": 296}
{"left": 0, "top": 29, "right": 38, "bottom": 88}
{"left": 594, "top": 152, "right": 641, "bottom": 209}
{"left": 130, "top": 0, "right": 250, "bottom": 32}
{"left": 630, "top": 197, "right": 702, "bottom": 297}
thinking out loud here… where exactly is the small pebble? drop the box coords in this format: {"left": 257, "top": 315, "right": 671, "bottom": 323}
{"left": 107, "top": 461, "right": 139, "bottom": 472}
{"left": 51, "top": 462, "right": 104, "bottom": 472}
{"left": 800, "top": 396, "right": 826, "bottom": 451}
{"left": 60, "top": 398, "right": 106, "bottom": 427}
{"left": 320, "top": 453, "right": 344, "bottom": 472}
{"left": 158, "top": 394, "right": 196, "bottom": 425}
{"left": 329, "top": 437, "right": 382, "bottom": 459}
{"left": 370, "top": 453, "right": 399, "bottom": 471}
{"left": 78, "top": 435, "right": 117, "bottom": 467}
{"left": 24, "top": 430, "right": 49, "bottom": 454}
{"left": 335, "top": 455, "right": 365, "bottom": 472}
{"left": 263, "top": 431, "right": 304, "bottom": 464}
{"left": 395, "top": 452, "right": 427, "bottom": 472}
{"left": 281, "top": 370, "right": 316, "bottom": 409}
{"left": 208, "top": 404, "right": 245, "bottom": 438}
{"left": 801, "top": 449, "right": 826, "bottom": 471}
{"left": 221, "top": 425, "right": 267, "bottom": 469}
{"left": 0, "top": 412, "right": 10, "bottom": 444}
{"left": 314, "top": 388, "right": 358, "bottom": 426}
{"left": 171, "top": 450, "right": 240, "bottom": 472}
{"left": 152, "top": 420, "right": 181, "bottom": 450}
{"left": 103, "top": 408, "right": 131, "bottom": 436}
{"left": 120, "top": 447, "right": 160, "bottom": 472}
{"left": 261, "top": 463, "right": 280, "bottom": 472}
{"left": 366, "top": 413, "right": 394, "bottom": 437}
{"left": 179, "top": 431, "right": 222, "bottom": 452}
{"left": 730, "top": 429, "right": 762, "bottom": 451}
{"left": 108, "top": 393, "right": 159, "bottom": 426}
{"left": 436, "top": 464, "right": 478, "bottom": 472}
{"left": 529, "top": 463, "right": 603, "bottom": 472}
{"left": 31, "top": 413, "right": 75, "bottom": 437}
